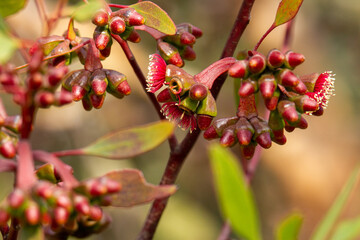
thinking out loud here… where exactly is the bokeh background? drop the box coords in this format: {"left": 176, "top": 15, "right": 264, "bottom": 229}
{"left": 3, "top": 0, "right": 360, "bottom": 239}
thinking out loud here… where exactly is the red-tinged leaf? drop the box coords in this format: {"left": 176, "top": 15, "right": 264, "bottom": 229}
{"left": 81, "top": 121, "right": 174, "bottom": 159}
{"left": 274, "top": 0, "right": 303, "bottom": 27}
{"left": 130, "top": 1, "right": 176, "bottom": 35}
{"left": 37, "top": 36, "right": 65, "bottom": 56}
{"left": 104, "top": 169, "right": 177, "bottom": 207}
{"left": 66, "top": 18, "right": 77, "bottom": 41}
{"left": 0, "top": 0, "right": 27, "bottom": 17}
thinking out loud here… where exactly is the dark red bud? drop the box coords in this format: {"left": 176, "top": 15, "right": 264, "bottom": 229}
{"left": 0, "top": 141, "right": 16, "bottom": 159}
{"left": 248, "top": 54, "right": 266, "bottom": 74}
{"left": 168, "top": 52, "right": 183, "bottom": 67}
{"left": 312, "top": 106, "right": 324, "bottom": 116}
{"left": 92, "top": 80, "right": 107, "bottom": 96}
{"left": 89, "top": 206, "right": 103, "bottom": 221}
{"left": 4, "top": 115, "right": 22, "bottom": 133}
{"left": 264, "top": 92, "right": 279, "bottom": 111}
{"left": 99, "top": 43, "right": 112, "bottom": 60}
{"left": 109, "top": 16, "right": 126, "bottom": 34}
{"left": 88, "top": 180, "right": 107, "bottom": 196}
{"left": 189, "top": 84, "right": 207, "bottom": 101}
{"left": 284, "top": 125, "right": 295, "bottom": 132}
{"left": 72, "top": 85, "right": 87, "bottom": 101}
{"left": 0, "top": 209, "right": 9, "bottom": 226}
{"left": 277, "top": 69, "right": 299, "bottom": 87}
{"left": 54, "top": 207, "right": 69, "bottom": 225}
{"left": 267, "top": 49, "right": 285, "bottom": 69}
{"left": 180, "top": 32, "right": 196, "bottom": 45}
{"left": 285, "top": 51, "right": 305, "bottom": 69}
{"left": 228, "top": 60, "right": 249, "bottom": 79}
{"left": 259, "top": 74, "right": 276, "bottom": 99}
{"left": 128, "top": 11, "right": 145, "bottom": 26}
{"left": 28, "top": 72, "right": 43, "bottom": 90}
{"left": 116, "top": 80, "right": 131, "bottom": 95}
{"left": 157, "top": 89, "right": 173, "bottom": 103}
{"left": 35, "top": 182, "right": 53, "bottom": 199}
{"left": 92, "top": 10, "right": 109, "bottom": 27}
{"left": 191, "top": 25, "right": 203, "bottom": 38}
{"left": 8, "top": 189, "right": 25, "bottom": 209}
{"left": 54, "top": 89, "right": 73, "bottom": 106}
{"left": 293, "top": 81, "right": 307, "bottom": 95}
{"left": 272, "top": 129, "right": 287, "bottom": 145}
{"left": 278, "top": 100, "right": 300, "bottom": 124}
{"left": 89, "top": 93, "right": 105, "bottom": 109}
{"left": 236, "top": 129, "right": 253, "bottom": 146}
{"left": 238, "top": 80, "right": 257, "bottom": 97}
{"left": 181, "top": 45, "right": 196, "bottom": 61}
{"left": 95, "top": 33, "right": 111, "bottom": 51}
{"left": 197, "top": 115, "right": 213, "bottom": 130}
{"left": 220, "top": 128, "right": 236, "bottom": 147}
{"left": 81, "top": 95, "right": 93, "bottom": 111}
{"left": 240, "top": 143, "right": 257, "bottom": 160}
{"left": 203, "top": 125, "right": 219, "bottom": 140}
{"left": 256, "top": 132, "right": 272, "bottom": 149}
{"left": 25, "top": 203, "right": 40, "bottom": 225}
{"left": 35, "top": 91, "right": 55, "bottom": 108}
{"left": 297, "top": 117, "right": 308, "bottom": 129}
{"left": 127, "top": 30, "right": 141, "bottom": 43}
{"left": 48, "top": 67, "right": 68, "bottom": 87}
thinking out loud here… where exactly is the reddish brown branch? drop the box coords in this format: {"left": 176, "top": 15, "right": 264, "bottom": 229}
{"left": 137, "top": 0, "right": 256, "bottom": 239}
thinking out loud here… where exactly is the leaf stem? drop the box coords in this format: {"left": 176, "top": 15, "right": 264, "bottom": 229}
{"left": 108, "top": 4, "right": 128, "bottom": 9}
{"left": 282, "top": 20, "right": 294, "bottom": 52}
{"left": 34, "top": 0, "right": 49, "bottom": 36}
{"left": 137, "top": 0, "right": 256, "bottom": 239}
{"left": 253, "top": 24, "right": 275, "bottom": 52}
{"left": 217, "top": 220, "right": 232, "bottom": 240}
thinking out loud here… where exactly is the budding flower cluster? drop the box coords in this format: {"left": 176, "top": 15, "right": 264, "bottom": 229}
{"left": 204, "top": 49, "right": 335, "bottom": 158}
{"left": 157, "top": 23, "right": 203, "bottom": 67}
{"left": 92, "top": 8, "right": 145, "bottom": 58}
{"left": 62, "top": 68, "right": 131, "bottom": 110}
{"left": 0, "top": 171, "right": 121, "bottom": 238}
{"left": 147, "top": 54, "right": 216, "bottom": 132}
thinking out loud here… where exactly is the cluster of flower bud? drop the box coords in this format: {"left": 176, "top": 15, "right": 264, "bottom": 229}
{"left": 92, "top": 8, "right": 145, "bottom": 58}
{"left": 0, "top": 166, "right": 121, "bottom": 238}
{"left": 157, "top": 23, "right": 202, "bottom": 67}
{"left": 62, "top": 68, "right": 131, "bottom": 110}
{"left": 147, "top": 54, "right": 216, "bottom": 132}
{"left": 204, "top": 49, "right": 335, "bottom": 158}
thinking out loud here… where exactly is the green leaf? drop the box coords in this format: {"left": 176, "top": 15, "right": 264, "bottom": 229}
{"left": 331, "top": 216, "right": 360, "bottom": 240}
{"left": 276, "top": 213, "right": 303, "bottom": 240}
{"left": 0, "top": 30, "right": 19, "bottom": 64}
{"left": 37, "top": 35, "right": 65, "bottom": 56}
{"left": 102, "top": 169, "right": 177, "bottom": 207}
{"left": 274, "top": 0, "right": 304, "bottom": 27}
{"left": 72, "top": 0, "right": 103, "bottom": 22}
{"left": 81, "top": 121, "right": 174, "bottom": 159}
{"left": 208, "top": 143, "right": 261, "bottom": 240}
{"left": 310, "top": 165, "right": 360, "bottom": 240}
{"left": 130, "top": 1, "right": 176, "bottom": 35}
{"left": 20, "top": 226, "right": 44, "bottom": 240}
{"left": 0, "top": 0, "right": 27, "bottom": 18}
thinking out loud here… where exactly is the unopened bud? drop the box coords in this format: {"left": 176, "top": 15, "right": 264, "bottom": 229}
{"left": 4, "top": 115, "right": 22, "bottom": 133}
{"left": 109, "top": 16, "right": 126, "bottom": 34}
{"left": 90, "top": 69, "right": 107, "bottom": 96}
{"left": 125, "top": 9, "right": 145, "bottom": 26}
{"left": 259, "top": 74, "right": 276, "bottom": 99}
{"left": 249, "top": 117, "right": 271, "bottom": 149}
{"left": 127, "top": 30, "right": 141, "bottom": 43}
{"left": 271, "top": 129, "right": 286, "bottom": 145}
{"left": 93, "top": 26, "right": 111, "bottom": 51}
{"left": 25, "top": 202, "right": 40, "bottom": 225}
{"left": 267, "top": 49, "right": 285, "bottom": 69}
{"left": 238, "top": 78, "right": 258, "bottom": 97}
{"left": 54, "top": 89, "right": 73, "bottom": 106}
{"left": 181, "top": 45, "right": 196, "bottom": 61}
{"left": 291, "top": 95, "right": 318, "bottom": 113}
{"left": 54, "top": 206, "right": 69, "bottom": 225}
{"left": 82, "top": 95, "right": 93, "bottom": 111}
{"left": 48, "top": 66, "right": 68, "bottom": 87}
{"left": 35, "top": 91, "right": 55, "bottom": 108}
{"left": 92, "top": 10, "right": 109, "bottom": 27}
{"left": 220, "top": 127, "right": 236, "bottom": 147}
{"left": 74, "top": 195, "right": 90, "bottom": 216}
{"left": 264, "top": 90, "right": 280, "bottom": 111}
{"left": 0, "top": 209, "right": 9, "bottom": 226}
{"left": 157, "top": 41, "right": 183, "bottom": 67}
{"left": 228, "top": 60, "right": 249, "bottom": 79}
{"left": 157, "top": 89, "right": 173, "bottom": 103}
{"left": 8, "top": 189, "right": 25, "bottom": 209}
{"left": 240, "top": 142, "right": 257, "bottom": 160}
{"left": 293, "top": 80, "right": 307, "bottom": 95}
{"left": 180, "top": 31, "right": 196, "bottom": 45}
{"left": 277, "top": 100, "right": 300, "bottom": 124}
{"left": 285, "top": 51, "right": 305, "bottom": 69}
{"left": 235, "top": 117, "right": 254, "bottom": 146}
{"left": 276, "top": 69, "right": 299, "bottom": 87}
{"left": 189, "top": 84, "right": 207, "bottom": 101}
{"left": 0, "top": 140, "right": 16, "bottom": 159}
{"left": 28, "top": 72, "right": 43, "bottom": 90}
{"left": 197, "top": 115, "right": 213, "bottom": 130}
{"left": 89, "top": 206, "right": 103, "bottom": 221}
{"left": 248, "top": 54, "right": 266, "bottom": 74}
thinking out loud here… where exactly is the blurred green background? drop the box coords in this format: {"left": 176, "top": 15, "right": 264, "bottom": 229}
{"left": 3, "top": 0, "right": 360, "bottom": 239}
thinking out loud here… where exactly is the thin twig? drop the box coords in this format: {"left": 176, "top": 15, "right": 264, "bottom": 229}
{"left": 35, "top": 0, "right": 49, "bottom": 36}
{"left": 137, "top": 0, "right": 256, "bottom": 239}
{"left": 282, "top": 20, "right": 294, "bottom": 53}
{"left": 217, "top": 221, "right": 232, "bottom": 240}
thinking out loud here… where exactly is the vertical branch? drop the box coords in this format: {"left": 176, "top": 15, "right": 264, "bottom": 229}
{"left": 34, "top": 0, "right": 49, "bottom": 36}
{"left": 16, "top": 140, "right": 36, "bottom": 190}
{"left": 137, "top": 0, "right": 256, "bottom": 239}
{"left": 282, "top": 20, "right": 294, "bottom": 52}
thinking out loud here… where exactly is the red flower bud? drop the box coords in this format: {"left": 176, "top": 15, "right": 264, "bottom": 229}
{"left": 258, "top": 74, "right": 276, "bottom": 99}
{"left": 235, "top": 118, "right": 254, "bottom": 146}
{"left": 92, "top": 10, "right": 109, "bottom": 27}
{"left": 28, "top": 72, "right": 43, "bottom": 90}
{"left": 277, "top": 100, "right": 300, "bottom": 124}
{"left": 248, "top": 54, "right": 266, "bottom": 74}
{"left": 109, "top": 16, "right": 126, "bottom": 34}
{"left": 189, "top": 84, "right": 208, "bottom": 101}
{"left": 0, "top": 140, "right": 16, "bottom": 159}
{"left": 54, "top": 206, "right": 69, "bottom": 225}
{"left": 276, "top": 69, "right": 299, "bottom": 87}
{"left": 8, "top": 189, "right": 25, "bottom": 209}
{"left": 181, "top": 45, "right": 196, "bottom": 61}
{"left": 93, "top": 27, "right": 111, "bottom": 51}
{"left": 267, "top": 49, "right": 285, "bottom": 69}
{"left": 0, "top": 209, "right": 9, "bottom": 226}
{"left": 271, "top": 129, "right": 286, "bottom": 145}
{"left": 90, "top": 69, "right": 107, "bottom": 96}
{"left": 238, "top": 79, "right": 258, "bottom": 97}
{"left": 89, "top": 206, "right": 103, "bottom": 221}
{"left": 220, "top": 127, "right": 236, "bottom": 147}
{"left": 228, "top": 60, "right": 249, "bottom": 79}
{"left": 89, "top": 93, "right": 105, "bottom": 109}
{"left": 285, "top": 51, "right": 305, "bottom": 69}
{"left": 157, "top": 89, "right": 173, "bottom": 103}
{"left": 203, "top": 125, "right": 219, "bottom": 140}
{"left": 116, "top": 80, "right": 131, "bottom": 96}
{"left": 48, "top": 66, "right": 68, "bottom": 87}
{"left": 74, "top": 195, "right": 90, "bottom": 216}
{"left": 35, "top": 91, "right": 55, "bottom": 108}
{"left": 180, "top": 32, "right": 196, "bottom": 45}
{"left": 25, "top": 202, "right": 40, "bottom": 225}
{"left": 240, "top": 142, "right": 257, "bottom": 160}
{"left": 197, "top": 115, "right": 213, "bottom": 130}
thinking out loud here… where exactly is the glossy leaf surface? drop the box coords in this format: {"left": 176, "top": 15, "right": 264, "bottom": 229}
{"left": 208, "top": 143, "right": 261, "bottom": 240}
{"left": 130, "top": 1, "right": 176, "bottom": 35}
{"left": 276, "top": 213, "right": 303, "bottom": 240}
{"left": 82, "top": 121, "right": 174, "bottom": 159}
